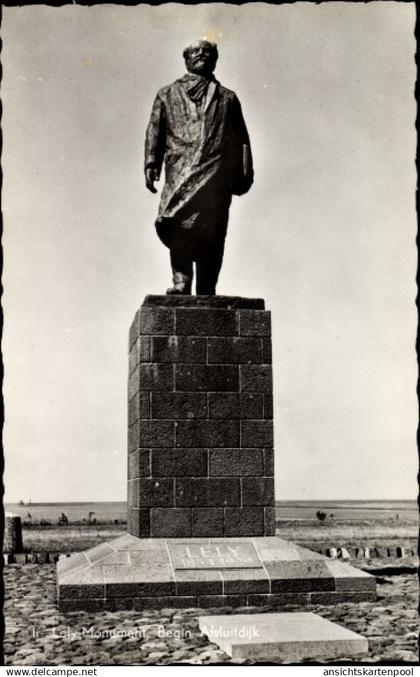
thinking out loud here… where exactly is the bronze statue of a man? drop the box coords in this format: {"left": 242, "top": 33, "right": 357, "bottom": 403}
{"left": 145, "top": 40, "right": 254, "bottom": 295}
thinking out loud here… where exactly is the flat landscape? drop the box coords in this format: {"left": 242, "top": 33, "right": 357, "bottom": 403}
{"left": 8, "top": 499, "right": 417, "bottom": 524}
{"left": 7, "top": 500, "right": 417, "bottom": 554}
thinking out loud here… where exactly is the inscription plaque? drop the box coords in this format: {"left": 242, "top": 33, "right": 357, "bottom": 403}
{"left": 168, "top": 542, "right": 263, "bottom": 570}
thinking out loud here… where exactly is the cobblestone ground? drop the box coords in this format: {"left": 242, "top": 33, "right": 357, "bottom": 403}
{"left": 4, "top": 564, "right": 418, "bottom": 665}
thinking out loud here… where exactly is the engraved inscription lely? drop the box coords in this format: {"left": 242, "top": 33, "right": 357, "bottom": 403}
{"left": 168, "top": 542, "right": 263, "bottom": 570}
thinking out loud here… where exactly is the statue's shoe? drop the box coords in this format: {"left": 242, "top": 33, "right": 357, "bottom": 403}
{"left": 166, "top": 286, "right": 191, "bottom": 295}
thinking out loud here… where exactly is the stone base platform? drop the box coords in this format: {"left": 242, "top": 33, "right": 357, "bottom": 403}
{"left": 57, "top": 534, "right": 376, "bottom": 612}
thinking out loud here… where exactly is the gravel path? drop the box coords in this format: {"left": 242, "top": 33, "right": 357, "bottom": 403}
{"left": 4, "top": 564, "right": 418, "bottom": 665}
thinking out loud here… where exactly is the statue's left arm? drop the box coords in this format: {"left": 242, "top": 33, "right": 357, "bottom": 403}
{"left": 230, "top": 94, "right": 254, "bottom": 195}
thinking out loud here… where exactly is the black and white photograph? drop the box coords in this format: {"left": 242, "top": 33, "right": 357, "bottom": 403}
{"left": 2, "top": 1, "right": 417, "bottom": 669}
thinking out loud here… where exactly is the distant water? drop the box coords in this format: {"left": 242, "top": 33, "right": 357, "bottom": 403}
{"left": 5, "top": 502, "right": 127, "bottom": 522}
{"left": 5, "top": 500, "right": 418, "bottom": 524}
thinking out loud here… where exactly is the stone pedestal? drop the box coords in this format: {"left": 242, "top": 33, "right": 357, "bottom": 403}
{"left": 127, "top": 296, "right": 275, "bottom": 539}
{"left": 56, "top": 295, "right": 377, "bottom": 614}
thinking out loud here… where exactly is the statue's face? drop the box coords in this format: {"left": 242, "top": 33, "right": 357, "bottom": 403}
{"left": 184, "top": 40, "right": 217, "bottom": 76}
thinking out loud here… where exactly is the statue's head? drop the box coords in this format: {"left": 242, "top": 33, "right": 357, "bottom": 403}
{"left": 183, "top": 40, "right": 218, "bottom": 77}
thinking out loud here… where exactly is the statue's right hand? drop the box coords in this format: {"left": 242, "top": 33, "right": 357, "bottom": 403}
{"left": 145, "top": 167, "right": 159, "bottom": 194}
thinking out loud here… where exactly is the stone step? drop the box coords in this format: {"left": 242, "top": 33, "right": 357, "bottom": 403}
{"left": 198, "top": 612, "right": 368, "bottom": 662}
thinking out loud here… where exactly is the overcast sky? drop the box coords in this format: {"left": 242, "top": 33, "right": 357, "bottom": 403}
{"left": 2, "top": 2, "right": 417, "bottom": 502}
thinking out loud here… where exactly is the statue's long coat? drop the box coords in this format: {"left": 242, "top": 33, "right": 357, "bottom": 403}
{"left": 145, "top": 75, "right": 253, "bottom": 248}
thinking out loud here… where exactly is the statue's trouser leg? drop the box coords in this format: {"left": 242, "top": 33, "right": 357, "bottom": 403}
{"left": 195, "top": 234, "right": 226, "bottom": 295}
{"left": 169, "top": 249, "right": 193, "bottom": 294}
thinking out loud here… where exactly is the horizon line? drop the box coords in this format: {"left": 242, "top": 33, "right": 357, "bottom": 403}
{"left": 4, "top": 497, "right": 417, "bottom": 504}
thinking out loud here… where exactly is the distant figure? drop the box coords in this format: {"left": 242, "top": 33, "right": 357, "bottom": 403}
{"left": 316, "top": 510, "right": 327, "bottom": 523}
{"left": 145, "top": 39, "right": 253, "bottom": 295}
{"left": 58, "top": 512, "right": 69, "bottom": 526}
